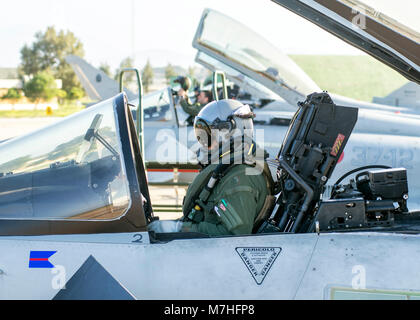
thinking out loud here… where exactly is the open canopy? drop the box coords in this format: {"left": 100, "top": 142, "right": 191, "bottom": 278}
{"left": 193, "top": 9, "right": 321, "bottom": 107}
{"left": 272, "top": 0, "right": 420, "bottom": 84}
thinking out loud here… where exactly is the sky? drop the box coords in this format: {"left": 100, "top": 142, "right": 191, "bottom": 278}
{"left": 0, "top": 0, "right": 415, "bottom": 71}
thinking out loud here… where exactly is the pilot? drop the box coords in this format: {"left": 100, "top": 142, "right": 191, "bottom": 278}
{"left": 177, "top": 78, "right": 213, "bottom": 124}
{"left": 148, "top": 99, "right": 272, "bottom": 236}
{"left": 179, "top": 90, "right": 213, "bottom": 116}
{"left": 193, "top": 85, "right": 201, "bottom": 100}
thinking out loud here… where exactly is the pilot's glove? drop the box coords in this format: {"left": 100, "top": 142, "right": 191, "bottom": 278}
{"left": 177, "top": 88, "right": 186, "bottom": 98}
{"left": 148, "top": 220, "right": 183, "bottom": 233}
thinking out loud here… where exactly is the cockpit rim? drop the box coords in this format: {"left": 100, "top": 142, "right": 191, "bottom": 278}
{"left": 0, "top": 93, "right": 150, "bottom": 236}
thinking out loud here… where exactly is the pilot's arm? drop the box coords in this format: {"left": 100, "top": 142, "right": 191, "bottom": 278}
{"left": 148, "top": 169, "right": 267, "bottom": 236}
{"left": 184, "top": 167, "right": 268, "bottom": 236}
{"left": 182, "top": 188, "right": 260, "bottom": 236}
{"left": 178, "top": 89, "right": 202, "bottom": 117}
{"left": 147, "top": 189, "right": 259, "bottom": 235}
{"left": 180, "top": 99, "right": 202, "bottom": 118}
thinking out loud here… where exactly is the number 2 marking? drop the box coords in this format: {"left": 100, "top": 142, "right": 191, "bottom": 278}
{"left": 132, "top": 234, "right": 143, "bottom": 243}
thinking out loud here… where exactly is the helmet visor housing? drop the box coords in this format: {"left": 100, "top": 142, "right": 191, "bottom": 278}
{"left": 194, "top": 116, "right": 234, "bottom": 150}
{"left": 194, "top": 117, "right": 212, "bottom": 148}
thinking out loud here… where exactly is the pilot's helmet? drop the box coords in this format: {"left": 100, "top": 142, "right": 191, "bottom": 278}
{"left": 174, "top": 76, "right": 191, "bottom": 91}
{"left": 193, "top": 99, "right": 255, "bottom": 163}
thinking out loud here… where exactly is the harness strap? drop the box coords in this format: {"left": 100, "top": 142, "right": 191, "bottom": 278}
{"left": 183, "top": 162, "right": 237, "bottom": 222}
{"left": 253, "top": 195, "right": 276, "bottom": 233}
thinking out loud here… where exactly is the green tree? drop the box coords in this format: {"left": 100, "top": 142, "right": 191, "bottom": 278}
{"left": 165, "top": 63, "right": 176, "bottom": 84}
{"left": 119, "top": 57, "right": 134, "bottom": 69}
{"left": 115, "top": 56, "right": 134, "bottom": 81}
{"left": 23, "top": 71, "right": 57, "bottom": 102}
{"left": 68, "top": 87, "right": 84, "bottom": 100}
{"left": 56, "top": 89, "right": 67, "bottom": 104}
{"left": 99, "top": 63, "right": 112, "bottom": 77}
{"left": 187, "top": 66, "right": 195, "bottom": 79}
{"left": 19, "top": 26, "right": 85, "bottom": 96}
{"left": 187, "top": 66, "right": 199, "bottom": 89}
{"left": 142, "top": 59, "right": 154, "bottom": 93}
{"left": 2, "top": 88, "right": 22, "bottom": 100}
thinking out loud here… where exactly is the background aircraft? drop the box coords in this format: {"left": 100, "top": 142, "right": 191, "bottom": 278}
{"left": 373, "top": 81, "right": 420, "bottom": 109}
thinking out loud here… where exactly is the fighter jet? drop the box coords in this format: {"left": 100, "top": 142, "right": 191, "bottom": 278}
{"left": 67, "top": 7, "right": 420, "bottom": 210}
{"left": 0, "top": 0, "right": 420, "bottom": 300}
{"left": 373, "top": 81, "right": 420, "bottom": 109}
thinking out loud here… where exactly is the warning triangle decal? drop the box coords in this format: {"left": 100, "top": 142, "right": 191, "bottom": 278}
{"left": 236, "top": 247, "right": 282, "bottom": 285}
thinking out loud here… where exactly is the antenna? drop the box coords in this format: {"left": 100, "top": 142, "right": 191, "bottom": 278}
{"left": 131, "top": 0, "right": 136, "bottom": 62}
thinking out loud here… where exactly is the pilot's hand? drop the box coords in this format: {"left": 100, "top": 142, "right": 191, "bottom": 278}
{"left": 148, "top": 220, "right": 183, "bottom": 233}
{"left": 177, "top": 88, "right": 186, "bottom": 98}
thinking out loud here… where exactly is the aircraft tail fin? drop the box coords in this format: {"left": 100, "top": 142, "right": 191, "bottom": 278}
{"left": 66, "top": 55, "right": 136, "bottom": 101}
{"left": 372, "top": 81, "right": 420, "bottom": 108}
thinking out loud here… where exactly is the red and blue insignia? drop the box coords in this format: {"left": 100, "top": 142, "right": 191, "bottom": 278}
{"left": 29, "top": 251, "right": 56, "bottom": 268}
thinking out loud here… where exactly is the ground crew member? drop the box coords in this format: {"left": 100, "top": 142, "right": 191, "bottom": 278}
{"left": 178, "top": 88, "right": 213, "bottom": 124}
{"left": 148, "top": 99, "right": 272, "bottom": 236}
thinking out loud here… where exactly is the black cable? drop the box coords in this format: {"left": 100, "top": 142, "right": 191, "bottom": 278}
{"left": 333, "top": 165, "right": 392, "bottom": 187}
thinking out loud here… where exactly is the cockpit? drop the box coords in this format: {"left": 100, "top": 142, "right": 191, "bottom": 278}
{"left": 0, "top": 93, "right": 152, "bottom": 236}
{"left": 130, "top": 88, "right": 173, "bottom": 123}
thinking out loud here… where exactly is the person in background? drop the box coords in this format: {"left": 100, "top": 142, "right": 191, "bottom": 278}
{"left": 177, "top": 79, "right": 213, "bottom": 124}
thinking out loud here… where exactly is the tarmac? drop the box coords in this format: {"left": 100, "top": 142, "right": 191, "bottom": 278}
{"left": 0, "top": 117, "right": 188, "bottom": 220}
{"left": 149, "top": 186, "right": 186, "bottom": 220}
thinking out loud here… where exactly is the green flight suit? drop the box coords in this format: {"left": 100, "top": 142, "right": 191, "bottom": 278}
{"left": 180, "top": 97, "right": 204, "bottom": 118}
{"left": 182, "top": 163, "right": 270, "bottom": 236}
